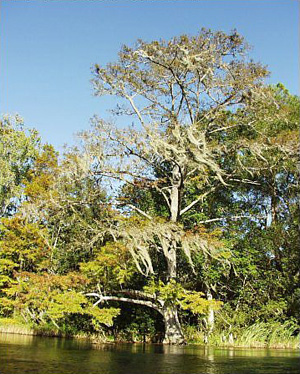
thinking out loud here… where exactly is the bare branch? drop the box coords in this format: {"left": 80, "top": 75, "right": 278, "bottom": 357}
{"left": 229, "top": 178, "right": 261, "bottom": 186}
{"left": 196, "top": 215, "right": 267, "bottom": 225}
{"left": 124, "top": 93, "right": 145, "bottom": 126}
{"left": 180, "top": 188, "right": 216, "bottom": 216}
{"left": 126, "top": 204, "right": 153, "bottom": 220}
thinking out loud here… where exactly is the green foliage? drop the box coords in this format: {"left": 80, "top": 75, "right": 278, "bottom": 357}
{"left": 2, "top": 272, "right": 119, "bottom": 329}
{"left": 80, "top": 242, "right": 136, "bottom": 288}
{"left": 24, "top": 144, "right": 59, "bottom": 202}
{"left": 144, "top": 279, "right": 184, "bottom": 304}
{"left": 0, "top": 259, "right": 17, "bottom": 288}
{"left": 180, "top": 291, "right": 222, "bottom": 315}
{"left": 0, "top": 216, "right": 50, "bottom": 307}
{"left": 0, "top": 115, "right": 41, "bottom": 216}
{"left": 0, "top": 217, "right": 50, "bottom": 272}
{"left": 144, "top": 279, "right": 222, "bottom": 315}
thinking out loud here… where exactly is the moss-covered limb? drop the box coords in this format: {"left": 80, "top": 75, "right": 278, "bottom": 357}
{"left": 86, "top": 293, "right": 164, "bottom": 316}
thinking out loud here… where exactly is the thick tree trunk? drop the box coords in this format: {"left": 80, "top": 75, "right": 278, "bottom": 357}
{"left": 166, "top": 240, "right": 177, "bottom": 280}
{"left": 163, "top": 305, "right": 185, "bottom": 345}
{"left": 161, "top": 165, "right": 185, "bottom": 344}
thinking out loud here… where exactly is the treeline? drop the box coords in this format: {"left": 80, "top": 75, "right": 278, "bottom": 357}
{"left": 0, "top": 30, "right": 299, "bottom": 346}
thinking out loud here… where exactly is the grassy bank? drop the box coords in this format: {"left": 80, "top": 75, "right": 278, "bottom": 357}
{"left": 184, "top": 321, "right": 300, "bottom": 349}
{"left": 0, "top": 317, "right": 63, "bottom": 337}
{"left": 0, "top": 318, "right": 34, "bottom": 335}
{"left": 0, "top": 317, "right": 110, "bottom": 342}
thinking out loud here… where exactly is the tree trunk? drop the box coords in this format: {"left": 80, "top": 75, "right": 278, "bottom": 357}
{"left": 207, "top": 290, "right": 215, "bottom": 334}
{"left": 163, "top": 305, "right": 185, "bottom": 345}
{"left": 161, "top": 164, "right": 185, "bottom": 344}
{"left": 170, "top": 164, "right": 182, "bottom": 223}
{"left": 203, "top": 290, "right": 215, "bottom": 344}
{"left": 166, "top": 240, "right": 177, "bottom": 280}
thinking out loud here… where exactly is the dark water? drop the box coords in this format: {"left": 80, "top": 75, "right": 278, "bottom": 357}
{"left": 0, "top": 333, "right": 299, "bottom": 374}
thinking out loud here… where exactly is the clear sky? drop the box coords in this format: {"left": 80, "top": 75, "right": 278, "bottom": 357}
{"left": 1, "top": 0, "right": 299, "bottom": 150}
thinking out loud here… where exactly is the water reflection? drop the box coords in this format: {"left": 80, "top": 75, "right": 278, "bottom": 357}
{"left": 0, "top": 333, "right": 299, "bottom": 374}
{"left": 0, "top": 332, "right": 34, "bottom": 345}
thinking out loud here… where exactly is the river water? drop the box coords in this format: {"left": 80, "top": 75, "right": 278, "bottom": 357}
{"left": 0, "top": 333, "right": 299, "bottom": 374}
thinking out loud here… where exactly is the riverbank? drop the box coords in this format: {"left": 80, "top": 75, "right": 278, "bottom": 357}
{"left": 1, "top": 318, "right": 299, "bottom": 349}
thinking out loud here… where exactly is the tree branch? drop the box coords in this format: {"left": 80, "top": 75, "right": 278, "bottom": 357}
{"left": 196, "top": 215, "right": 267, "bottom": 225}
{"left": 180, "top": 188, "right": 216, "bottom": 216}
{"left": 126, "top": 204, "right": 152, "bottom": 220}
{"left": 124, "top": 93, "right": 145, "bottom": 126}
{"left": 86, "top": 293, "right": 163, "bottom": 315}
{"left": 229, "top": 178, "right": 261, "bottom": 186}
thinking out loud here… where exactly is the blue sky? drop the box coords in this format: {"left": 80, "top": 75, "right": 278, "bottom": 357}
{"left": 1, "top": 0, "right": 299, "bottom": 149}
